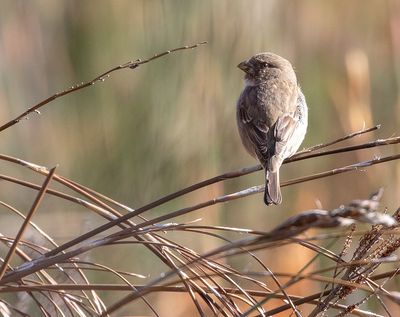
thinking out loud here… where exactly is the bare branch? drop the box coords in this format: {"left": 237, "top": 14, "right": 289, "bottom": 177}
{"left": 0, "top": 166, "right": 57, "bottom": 281}
{"left": 0, "top": 41, "right": 206, "bottom": 133}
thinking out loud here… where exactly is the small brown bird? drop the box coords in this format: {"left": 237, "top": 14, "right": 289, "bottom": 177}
{"left": 236, "top": 53, "right": 308, "bottom": 205}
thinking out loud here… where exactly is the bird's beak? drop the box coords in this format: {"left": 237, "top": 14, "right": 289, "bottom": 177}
{"left": 237, "top": 60, "right": 250, "bottom": 73}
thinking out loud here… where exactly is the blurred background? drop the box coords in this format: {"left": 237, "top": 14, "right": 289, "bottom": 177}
{"left": 0, "top": 0, "right": 400, "bottom": 315}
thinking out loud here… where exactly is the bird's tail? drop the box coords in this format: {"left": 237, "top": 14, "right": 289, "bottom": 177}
{"left": 264, "top": 170, "right": 282, "bottom": 205}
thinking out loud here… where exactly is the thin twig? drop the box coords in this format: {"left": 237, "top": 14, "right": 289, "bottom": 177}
{"left": 0, "top": 42, "right": 206, "bottom": 133}
{"left": 289, "top": 135, "right": 400, "bottom": 163}
{"left": 0, "top": 166, "right": 57, "bottom": 281}
{"left": 295, "top": 124, "right": 380, "bottom": 155}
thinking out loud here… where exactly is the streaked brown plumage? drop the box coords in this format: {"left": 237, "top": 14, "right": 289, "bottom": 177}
{"left": 236, "top": 53, "right": 308, "bottom": 205}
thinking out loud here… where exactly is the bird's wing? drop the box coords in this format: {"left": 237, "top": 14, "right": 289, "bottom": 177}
{"left": 237, "top": 95, "right": 271, "bottom": 166}
{"left": 270, "top": 110, "right": 302, "bottom": 171}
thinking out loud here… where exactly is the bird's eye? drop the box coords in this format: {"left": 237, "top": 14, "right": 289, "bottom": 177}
{"left": 260, "top": 61, "right": 278, "bottom": 69}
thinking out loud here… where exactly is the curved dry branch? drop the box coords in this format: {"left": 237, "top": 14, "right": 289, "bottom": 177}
{"left": 0, "top": 42, "right": 206, "bottom": 133}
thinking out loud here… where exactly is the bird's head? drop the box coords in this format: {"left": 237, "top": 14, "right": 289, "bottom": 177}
{"left": 237, "top": 52, "right": 296, "bottom": 86}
